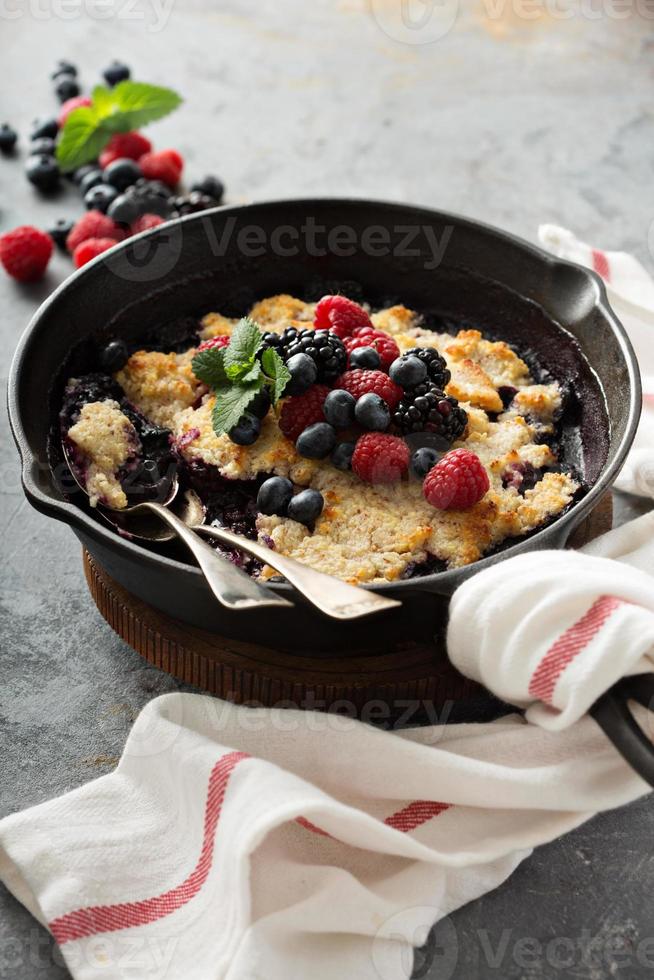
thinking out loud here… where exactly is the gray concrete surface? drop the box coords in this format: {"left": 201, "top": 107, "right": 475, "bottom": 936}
{"left": 1, "top": 4, "right": 654, "bottom": 978}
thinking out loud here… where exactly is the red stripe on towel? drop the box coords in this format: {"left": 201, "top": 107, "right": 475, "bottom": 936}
{"left": 528, "top": 595, "right": 623, "bottom": 704}
{"left": 592, "top": 249, "right": 611, "bottom": 281}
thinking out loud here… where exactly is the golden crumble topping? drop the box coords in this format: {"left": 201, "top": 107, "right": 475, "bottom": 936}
{"left": 67, "top": 399, "right": 140, "bottom": 509}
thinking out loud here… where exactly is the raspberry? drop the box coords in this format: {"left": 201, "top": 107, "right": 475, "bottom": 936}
{"left": 131, "top": 213, "right": 165, "bottom": 234}
{"left": 140, "top": 149, "right": 183, "bottom": 188}
{"left": 351, "top": 433, "right": 409, "bottom": 484}
{"left": 66, "top": 211, "right": 124, "bottom": 253}
{"left": 314, "top": 295, "right": 372, "bottom": 339}
{"left": 345, "top": 327, "right": 400, "bottom": 370}
{"left": 0, "top": 226, "right": 53, "bottom": 282}
{"left": 335, "top": 369, "right": 403, "bottom": 411}
{"left": 99, "top": 132, "right": 152, "bottom": 168}
{"left": 57, "top": 95, "right": 92, "bottom": 126}
{"left": 423, "top": 448, "right": 490, "bottom": 510}
{"left": 279, "top": 385, "right": 330, "bottom": 443}
{"left": 72, "top": 237, "right": 118, "bottom": 269}
{"left": 196, "top": 335, "right": 230, "bottom": 352}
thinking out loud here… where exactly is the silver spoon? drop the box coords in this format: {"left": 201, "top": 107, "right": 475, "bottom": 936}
{"left": 194, "top": 523, "right": 402, "bottom": 621}
{"left": 62, "top": 443, "right": 293, "bottom": 612}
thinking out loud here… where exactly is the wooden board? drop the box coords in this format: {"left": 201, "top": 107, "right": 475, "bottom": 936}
{"left": 83, "top": 494, "right": 613, "bottom": 718}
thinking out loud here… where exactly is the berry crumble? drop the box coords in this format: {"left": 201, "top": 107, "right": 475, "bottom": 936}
{"left": 58, "top": 294, "right": 580, "bottom": 585}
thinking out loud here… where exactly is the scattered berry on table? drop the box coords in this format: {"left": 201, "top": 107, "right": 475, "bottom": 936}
{"left": 140, "top": 149, "right": 183, "bottom": 188}
{"left": 314, "top": 295, "right": 372, "bottom": 339}
{"left": 71, "top": 164, "right": 98, "bottom": 184}
{"left": 99, "top": 339, "right": 129, "bottom": 372}
{"left": 344, "top": 326, "right": 400, "bottom": 371}
{"left": 0, "top": 124, "right": 18, "bottom": 153}
{"left": 30, "top": 136, "right": 56, "bottom": 156}
{"left": 25, "top": 154, "right": 60, "bottom": 192}
{"left": 79, "top": 168, "right": 105, "bottom": 195}
{"left": 196, "top": 335, "right": 230, "bottom": 353}
{"left": 66, "top": 210, "right": 124, "bottom": 252}
{"left": 103, "top": 157, "right": 142, "bottom": 191}
{"left": 296, "top": 422, "right": 337, "bottom": 459}
{"left": 349, "top": 346, "right": 381, "bottom": 370}
{"left": 57, "top": 95, "right": 92, "bottom": 126}
{"left": 351, "top": 433, "right": 410, "bottom": 484}
{"left": 30, "top": 117, "right": 58, "bottom": 140}
{"left": 46, "top": 218, "right": 74, "bottom": 250}
{"left": 190, "top": 175, "right": 224, "bottom": 203}
{"left": 131, "top": 213, "right": 165, "bottom": 234}
{"left": 84, "top": 183, "right": 119, "bottom": 213}
{"left": 402, "top": 347, "right": 451, "bottom": 389}
{"left": 393, "top": 383, "right": 467, "bottom": 444}
{"left": 323, "top": 389, "right": 356, "bottom": 428}
{"left": 285, "top": 352, "right": 318, "bottom": 396}
{"left": 99, "top": 131, "right": 151, "bottom": 168}
{"left": 0, "top": 226, "right": 53, "bottom": 282}
{"left": 248, "top": 387, "right": 272, "bottom": 419}
{"left": 410, "top": 446, "right": 440, "bottom": 479}
{"left": 54, "top": 76, "right": 80, "bottom": 102}
{"left": 278, "top": 384, "right": 330, "bottom": 443}
{"left": 423, "top": 448, "right": 489, "bottom": 510}
{"left": 257, "top": 476, "right": 293, "bottom": 517}
{"left": 171, "top": 191, "right": 218, "bottom": 216}
{"left": 355, "top": 392, "right": 390, "bottom": 431}
{"left": 335, "top": 368, "right": 403, "bottom": 411}
{"left": 288, "top": 489, "right": 324, "bottom": 525}
{"left": 108, "top": 179, "right": 175, "bottom": 223}
{"left": 72, "top": 236, "right": 117, "bottom": 268}
{"left": 389, "top": 354, "right": 428, "bottom": 388}
{"left": 331, "top": 441, "right": 356, "bottom": 471}
{"left": 102, "top": 60, "right": 131, "bottom": 86}
{"left": 51, "top": 60, "right": 78, "bottom": 79}
{"left": 228, "top": 412, "right": 261, "bottom": 446}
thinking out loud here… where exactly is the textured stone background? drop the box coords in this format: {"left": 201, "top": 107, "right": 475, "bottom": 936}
{"left": 1, "top": 3, "right": 654, "bottom": 978}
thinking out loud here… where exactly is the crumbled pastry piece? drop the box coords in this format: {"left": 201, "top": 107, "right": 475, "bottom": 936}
{"left": 371, "top": 305, "right": 421, "bottom": 336}
{"left": 443, "top": 330, "right": 531, "bottom": 388}
{"left": 248, "top": 294, "right": 315, "bottom": 330}
{"left": 199, "top": 312, "right": 238, "bottom": 341}
{"left": 115, "top": 349, "right": 201, "bottom": 428}
{"left": 67, "top": 399, "right": 140, "bottom": 509}
{"left": 501, "top": 383, "right": 562, "bottom": 432}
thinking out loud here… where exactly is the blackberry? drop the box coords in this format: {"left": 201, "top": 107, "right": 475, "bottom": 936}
{"left": 261, "top": 328, "right": 346, "bottom": 383}
{"left": 403, "top": 347, "right": 450, "bottom": 389}
{"left": 170, "top": 191, "right": 218, "bottom": 216}
{"left": 393, "top": 383, "right": 467, "bottom": 444}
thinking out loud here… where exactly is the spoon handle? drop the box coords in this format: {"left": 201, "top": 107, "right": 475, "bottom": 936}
{"left": 193, "top": 523, "right": 402, "bottom": 621}
{"left": 144, "top": 503, "right": 293, "bottom": 611}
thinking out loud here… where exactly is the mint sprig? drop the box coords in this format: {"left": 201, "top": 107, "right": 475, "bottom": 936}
{"left": 56, "top": 81, "right": 182, "bottom": 172}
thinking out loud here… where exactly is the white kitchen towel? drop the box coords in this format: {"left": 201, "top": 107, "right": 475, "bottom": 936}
{"left": 539, "top": 224, "right": 654, "bottom": 496}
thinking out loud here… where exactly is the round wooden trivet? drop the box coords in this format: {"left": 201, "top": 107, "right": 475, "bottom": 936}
{"left": 83, "top": 494, "right": 612, "bottom": 716}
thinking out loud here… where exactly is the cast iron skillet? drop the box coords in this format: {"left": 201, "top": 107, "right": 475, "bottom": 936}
{"left": 9, "top": 199, "right": 653, "bottom": 783}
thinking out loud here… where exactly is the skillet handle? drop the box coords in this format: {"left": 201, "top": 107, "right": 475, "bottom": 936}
{"left": 589, "top": 673, "right": 654, "bottom": 787}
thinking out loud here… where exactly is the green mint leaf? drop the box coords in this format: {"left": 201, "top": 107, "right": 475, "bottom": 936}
{"left": 224, "top": 318, "right": 263, "bottom": 373}
{"left": 191, "top": 347, "right": 229, "bottom": 389}
{"left": 108, "top": 80, "right": 183, "bottom": 131}
{"left": 55, "top": 107, "right": 110, "bottom": 171}
{"left": 261, "top": 348, "right": 291, "bottom": 403}
{"left": 91, "top": 85, "right": 118, "bottom": 120}
{"left": 211, "top": 379, "right": 265, "bottom": 435}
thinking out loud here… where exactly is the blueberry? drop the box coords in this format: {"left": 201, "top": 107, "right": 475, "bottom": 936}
{"left": 30, "top": 137, "right": 56, "bottom": 156}
{"left": 103, "top": 157, "right": 142, "bottom": 191}
{"left": 107, "top": 193, "right": 140, "bottom": 224}
{"left": 73, "top": 163, "right": 99, "bottom": 185}
{"left": 257, "top": 476, "right": 293, "bottom": 516}
{"left": 0, "top": 124, "right": 17, "bottom": 153}
{"left": 99, "top": 339, "right": 129, "bottom": 373}
{"left": 288, "top": 489, "right": 324, "bottom": 525}
{"left": 296, "top": 422, "right": 336, "bottom": 459}
{"left": 190, "top": 176, "right": 225, "bottom": 203}
{"left": 411, "top": 447, "right": 440, "bottom": 478}
{"left": 285, "top": 352, "right": 317, "bottom": 396}
{"left": 30, "top": 117, "right": 58, "bottom": 140}
{"left": 349, "top": 346, "right": 381, "bottom": 370}
{"left": 47, "top": 218, "right": 74, "bottom": 250}
{"left": 51, "top": 60, "right": 77, "bottom": 79}
{"left": 389, "top": 355, "right": 428, "bottom": 388}
{"left": 79, "top": 168, "right": 105, "bottom": 195}
{"left": 355, "top": 393, "right": 390, "bottom": 431}
{"left": 228, "top": 413, "right": 261, "bottom": 446}
{"left": 25, "top": 154, "right": 60, "bottom": 192}
{"left": 249, "top": 387, "right": 271, "bottom": 419}
{"left": 331, "top": 441, "right": 356, "bottom": 471}
{"left": 323, "top": 389, "right": 356, "bottom": 428}
{"left": 54, "top": 76, "right": 80, "bottom": 101}
{"left": 102, "top": 60, "right": 130, "bottom": 86}
{"left": 84, "top": 183, "right": 119, "bottom": 212}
